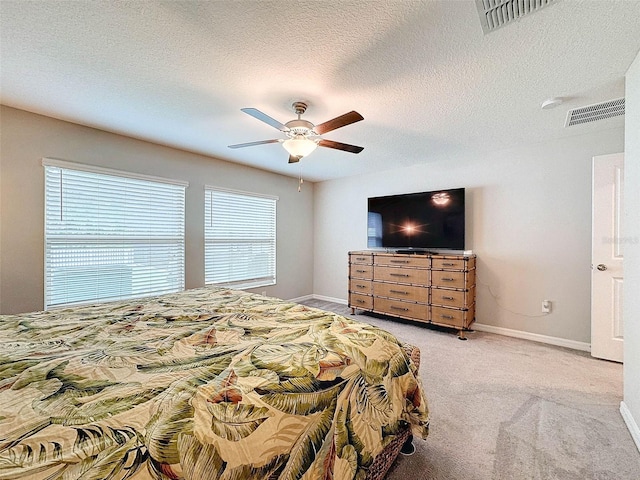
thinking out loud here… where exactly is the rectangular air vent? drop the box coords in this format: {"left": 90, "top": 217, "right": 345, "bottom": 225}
{"left": 565, "top": 98, "right": 625, "bottom": 127}
{"left": 476, "top": 0, "right": 558, "bottom": 34}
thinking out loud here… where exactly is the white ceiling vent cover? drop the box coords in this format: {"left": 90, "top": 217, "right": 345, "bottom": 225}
{"left": 565, "top": 98, "right": 625, "bottom": 127}
{"left": 476, "top": 0, "right": 558, "bottom": 34}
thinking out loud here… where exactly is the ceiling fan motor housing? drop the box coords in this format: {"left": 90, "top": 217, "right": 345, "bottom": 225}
{"left": 285, "top": 119, "right": 316, "bottom": 137}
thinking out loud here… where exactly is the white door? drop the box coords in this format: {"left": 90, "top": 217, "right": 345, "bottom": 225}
{"left": 591, "top": 152, "right": 624, "bottom": 362}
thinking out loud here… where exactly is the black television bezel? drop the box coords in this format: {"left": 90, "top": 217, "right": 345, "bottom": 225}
{"left": 367, "top": 188, "right": 466, "bottom": 251}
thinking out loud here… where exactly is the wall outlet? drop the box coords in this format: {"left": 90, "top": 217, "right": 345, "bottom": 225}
{"left": 542, "top": 300, "right": 552, "bottom": 313}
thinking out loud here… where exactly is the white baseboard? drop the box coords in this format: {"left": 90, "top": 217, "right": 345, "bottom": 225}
{"left": 312, "top": 294, "right": 348, "bottom": 305}
{"left": 288, "top": 297, "right": 591, "bottom": 352}
{"left": 287, "top": 294, "right": 315, "bottom": 303}
{"left": 473, "top": 323, "right": 591, "bottom": 352}
{"left": 621, "top": 401, "right": 640, "bottom": 453}
{"left": 287, "top": 294, "right": 348, "bottom": 305}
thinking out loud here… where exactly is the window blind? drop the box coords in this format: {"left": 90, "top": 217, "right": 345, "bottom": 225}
{"left": 43, "top": 159, "right": 187, "bottom": 309}
{"left": 205, "top": 187, "right": 277, "bottom": 289}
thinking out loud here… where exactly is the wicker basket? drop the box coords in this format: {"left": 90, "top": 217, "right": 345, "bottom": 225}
{"left": 365, "top": 423, "right": 411, "bottom": 480}
{"left": 364, "top": 344, "right": 420, "bottom": 480}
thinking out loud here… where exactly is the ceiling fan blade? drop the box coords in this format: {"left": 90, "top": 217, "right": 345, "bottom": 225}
{"left": 318, "top": 139, "right": 364, "bottom": 154}
{"left": 314, "top": 111, "right": 364, "bottom": 135}
{"left": 241, "top": 108, "right": 290, "bottom": 132}
{"left": 288, "top": 155, "right": 301, "bottom": 163}
{"left": 228, "top": 139, "right": 281, "bottom": 149}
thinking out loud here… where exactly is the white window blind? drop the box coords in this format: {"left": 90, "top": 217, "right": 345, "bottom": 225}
{"left": 43, "top": 159, "right": 187, "bottom": 309}
{"left": 205, "top": 186, "right": 277, "bottom": 289}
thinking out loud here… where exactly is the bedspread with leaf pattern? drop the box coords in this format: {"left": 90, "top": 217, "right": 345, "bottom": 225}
{"left": 0, "top": 287, "right": 429, "bottom": 480}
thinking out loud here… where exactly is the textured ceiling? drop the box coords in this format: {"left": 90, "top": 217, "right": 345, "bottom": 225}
{"left": 1, "top": 0, "right": 639, "bottom": 182}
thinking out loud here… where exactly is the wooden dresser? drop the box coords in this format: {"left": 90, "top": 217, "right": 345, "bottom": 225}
{"left": 349, "top": 251, "right": 476, "bottom": 339}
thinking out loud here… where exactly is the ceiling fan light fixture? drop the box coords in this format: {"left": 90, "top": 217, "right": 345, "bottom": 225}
{"left": 282, "top": 136, "right": 318, "bottom": 158}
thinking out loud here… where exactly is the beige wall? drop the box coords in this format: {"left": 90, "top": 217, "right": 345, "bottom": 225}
{"left": 0, "top": 106, "right": 314, "bottom": 314}
{"left": 313, "top": 127, "right": 624, "bottom": 346}
{"left": 623, "top": 50, "right": 640, "bottom": 449}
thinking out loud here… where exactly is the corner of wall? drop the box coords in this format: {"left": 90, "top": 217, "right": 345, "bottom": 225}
{"left": 623, "top": 47, "right": 640, "bottom": 452}
{"left": 620, "top": 401, "right": 640, "bottom": 452}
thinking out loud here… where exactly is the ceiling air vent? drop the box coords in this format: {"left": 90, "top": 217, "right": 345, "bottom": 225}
{"left": 565, "top": 98, "right": 625, "bottom": 127}
{"left": 476, "top": 0, "right": 558, "bottom": 34}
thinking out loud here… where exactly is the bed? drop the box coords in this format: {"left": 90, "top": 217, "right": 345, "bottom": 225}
{"left": 0, "top": 287, "right": 429, "bottom": 480}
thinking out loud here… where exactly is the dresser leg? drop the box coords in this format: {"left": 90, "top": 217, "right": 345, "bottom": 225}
{"left": 457, "top": 329, "right": 468, "bottom": 341}
{"left": 351, "top": 307, "right": 355, "bottom": 315}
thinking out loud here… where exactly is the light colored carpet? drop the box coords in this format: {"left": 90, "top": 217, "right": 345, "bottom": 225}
{"left": 298, "top": 299, "right": 640, "bottom": 480}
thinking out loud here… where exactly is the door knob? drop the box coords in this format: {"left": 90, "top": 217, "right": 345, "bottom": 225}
{"left": 597, "top": 264, "right": 607, "bottom": 271}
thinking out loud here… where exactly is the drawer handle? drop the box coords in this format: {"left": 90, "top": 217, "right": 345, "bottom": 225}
{"left": 440, "top": 314, "right": 455, "bottom": 320}
{"left": 390, "top": 273, "right": 410, "bottom": 278}
{"left": 441, "top": 296, "right": 455, "bottom": 300}
{"left": 390, "top": 306, "right": 409, "bottom": 312}
{"left": 441, "top": 277, "right": 455, "bottom": 282}
{"left": 356, "top": 299, "right": 366, "bottom": 304}
{"left": 443, "top": 262, "right": 456, "bottom": 266}
{"left": 356, "top": 284, "right": 367, "bottom": 289}
{"left": 356, "top": 269, "right": 367, "bottom": 273}
{"left": 390, "top": 289, "right": 409, "bottom": 295}
{"left": 356, "top": 257, "right": 367, "bottom": 261}
{"left": 390, "top": 260, "right": 409, "bottom": 264}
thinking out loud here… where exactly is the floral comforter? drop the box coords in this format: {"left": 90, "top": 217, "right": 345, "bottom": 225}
{"left": 0, "top": 287, "right": 429, "bottom": 480}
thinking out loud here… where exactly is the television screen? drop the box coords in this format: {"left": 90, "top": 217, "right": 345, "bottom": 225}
{"left": 367, "top": 188, "right": 465, "bottom": 250}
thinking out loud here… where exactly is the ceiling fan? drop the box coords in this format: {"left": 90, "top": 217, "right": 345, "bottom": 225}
{"left": 228, "top": 101, "right": 364, "bottom": 163}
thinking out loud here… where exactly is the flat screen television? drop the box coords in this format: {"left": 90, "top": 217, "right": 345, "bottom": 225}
{"left": 367, "top": 188, "right": 465, "bottom": 250}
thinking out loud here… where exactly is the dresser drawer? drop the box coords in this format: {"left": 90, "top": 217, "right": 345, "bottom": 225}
{"left": 350, "top": 279, "right": 373, "bottom": 295}
{"left": 350, "top": 264, "right": 373, "bottom": 279}
{"left": 375, "top": 255, "right": 430, "bottom": 269}
{"left": 373, "top": 282, "right": 428, "bottom": 303}
{"left": 350, "top": 253, "right": 373, "bottom": 265}
{"left": 374, "top": 298, "right": 428, "bottom": 322}
{"left": 374, "top": 266, "right": 429, "bottom": 285}
{"left": 430, "top": 306, "right": 468, "bottom": 328}
{"left": 431, "top": 288, "right": 467, "bottom": 308}
{"left": 432, "top": 257, "right": 466, "bottom": 270}
{"left": 431, "top": 305, "right": 475, "bottom": 329}
{"left": 431, "top": 270, "right": 467, "bottom": 289}
{"left": 349, "top": 293, "right": 373, "bottom": 310}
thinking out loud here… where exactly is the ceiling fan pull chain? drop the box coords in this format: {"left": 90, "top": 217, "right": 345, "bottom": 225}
{"left": 298, "top": 164, "right": 304, "bottom": 192}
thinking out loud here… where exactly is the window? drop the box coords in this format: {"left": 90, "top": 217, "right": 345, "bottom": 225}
{"left": 205, "top": 186, "right": 277, "bottom": 289}
{"left": 43, "top": 159, "right": 187, "bottom": 309}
